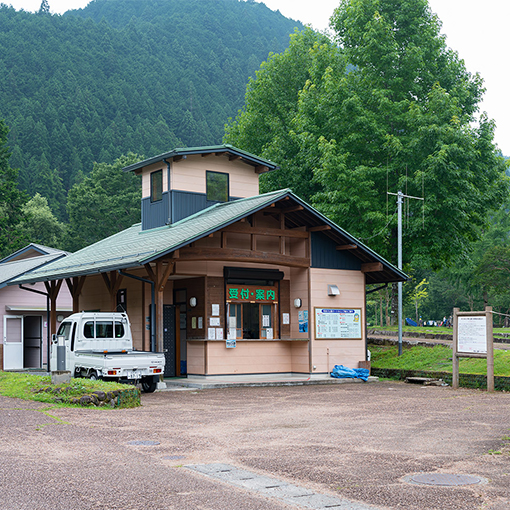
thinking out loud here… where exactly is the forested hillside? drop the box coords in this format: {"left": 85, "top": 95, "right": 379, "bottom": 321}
{"left": 0, "top": 0, "right": 302, "bottom": 218}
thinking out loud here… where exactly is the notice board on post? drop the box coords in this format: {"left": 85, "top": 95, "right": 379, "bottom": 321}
{"left": 314, "top": 308, "right": 362, "bottom": 340}
{"left": 452, "top": 306, "right": 494, "bottom": 392}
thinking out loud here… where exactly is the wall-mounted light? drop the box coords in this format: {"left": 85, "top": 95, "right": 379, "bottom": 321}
{"left": 327, "top": 285, "right": 340, "bottom": 296}
{"left": 57, "top": 314, "right": 64, "bottom": 322}
{"left": 294, "top": 298, "right": 302, "bottom": 308}
{"left": 189, "top": 297, "right": 197, "bottom": 307}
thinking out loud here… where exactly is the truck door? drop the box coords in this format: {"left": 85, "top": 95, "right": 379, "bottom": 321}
{"left": 163, "top": 304, "right": 176, "bottom": 377}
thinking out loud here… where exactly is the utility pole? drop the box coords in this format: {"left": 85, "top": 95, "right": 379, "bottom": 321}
{"left": 388, "top": 190, "right": 424, "bottom": 356}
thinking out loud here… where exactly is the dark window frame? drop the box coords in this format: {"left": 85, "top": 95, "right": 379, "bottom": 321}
{"left": 150, "top": 170, "right": 163, "bottom": 203}
{"left": 206, "top": 170, "right": 229, "bottom": 203}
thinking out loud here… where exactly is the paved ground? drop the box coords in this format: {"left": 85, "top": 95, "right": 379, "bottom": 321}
{"left": 1, "top": 381, "right": 510, "bottom": 510}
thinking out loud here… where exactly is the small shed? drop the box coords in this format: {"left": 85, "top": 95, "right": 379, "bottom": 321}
{"left": 0, "top": 244, "right": 72, "bottom": 370}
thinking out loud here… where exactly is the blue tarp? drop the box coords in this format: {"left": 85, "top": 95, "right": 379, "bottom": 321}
{"left": 406, "top": 318, "right": 418, "bottom": 326}
{"left": 330, "top": 365, "right": 370, "bottom": 382}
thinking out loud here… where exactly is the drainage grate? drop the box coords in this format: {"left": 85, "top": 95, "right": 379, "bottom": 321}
{"left": 410, "top": 473, "right": 482, "bottom": 486}
{"left": 127, "top": 440, "right": 160, "bottom": 446}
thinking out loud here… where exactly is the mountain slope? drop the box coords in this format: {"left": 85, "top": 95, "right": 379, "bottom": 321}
{"left": 0, "top": 0, "right": 302, "bottom": 217}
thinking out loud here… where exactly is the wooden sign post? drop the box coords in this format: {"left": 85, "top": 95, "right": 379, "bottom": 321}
{"left": 452, "top": 306, "right": 494, "bottom": 392}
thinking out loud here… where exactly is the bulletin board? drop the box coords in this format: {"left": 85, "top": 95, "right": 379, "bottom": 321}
{"left": 314, "top": 308, "right": 362, "bottom": 340}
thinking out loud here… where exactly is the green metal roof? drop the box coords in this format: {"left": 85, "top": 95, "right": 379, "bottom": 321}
{"left": 11, "top": 189, "right": 291, "bottom": 284}
{"left": 122, "top": 144, "right": 279, "bottom": 174}
{"left": 10, "top": 189, "right": 407, "bottom": 285}
{"left": 0, "top": 252, "right": 67, "bottom": 288}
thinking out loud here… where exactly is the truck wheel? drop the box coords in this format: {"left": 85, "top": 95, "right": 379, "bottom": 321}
{"left": 88, "top": 371, "right": 99, "bottom": 381}
{"left": 141, "top": 378, "right": 157, "bottom": 393}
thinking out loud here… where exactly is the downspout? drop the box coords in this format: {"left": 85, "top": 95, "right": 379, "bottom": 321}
{"left": 164, "top": 158, "right": 172, "bottom": 225}
{"left": 118, "top": 271, "right": 156, "bottom": 352}
{"left": 19, "top": 285, "right": 51, "bottom": 372}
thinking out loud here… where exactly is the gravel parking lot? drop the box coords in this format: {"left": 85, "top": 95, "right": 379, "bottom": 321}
{"left": 1, "top": 381, "right": 509, "bottom": 510}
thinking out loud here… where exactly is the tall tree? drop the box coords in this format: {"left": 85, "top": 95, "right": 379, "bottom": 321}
{"left": 38, "top": 0, "right": 50, "bottom": 15}
{"left": 19, "top": 193, "right": 65, "bottom": 249}
{"left": 65, "top": 153, "right": 142, "bottom": 251}
{"left": 225, "top": 3, "right": 508, "bottom": 271}
{"left": 0, "top": 119, "right": 28, "bottom": 258}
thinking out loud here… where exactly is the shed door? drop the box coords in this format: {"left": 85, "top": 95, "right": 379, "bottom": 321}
{"left": 3, "top": 316, "right": 23, "bottom": 370}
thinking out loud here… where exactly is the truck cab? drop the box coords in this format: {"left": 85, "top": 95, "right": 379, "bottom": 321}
{"left": 52, "top": 312, "right": 165, "bottom": 392}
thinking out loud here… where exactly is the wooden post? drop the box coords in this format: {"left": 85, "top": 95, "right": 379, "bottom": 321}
{"left": 452, "top": 307, "right": 459, "bottom": 389}
{"left": 65, "top": 276, "right": 86, "bottom": 313}
{"left": 44, "top": 280, "right": 63, "bottom": 337}
{"left": 486, "top": 306, "right": 494, "bottom": 392}
{"left": 145, "top": 259, "right": 175, "bottom": 353}
{"left": 101, "top": 271, "right": 124, "bottom": 312}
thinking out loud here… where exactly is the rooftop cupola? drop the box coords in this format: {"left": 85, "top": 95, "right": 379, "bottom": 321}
{"left": 123, "top": 145, "right": 278, "bottom": 231}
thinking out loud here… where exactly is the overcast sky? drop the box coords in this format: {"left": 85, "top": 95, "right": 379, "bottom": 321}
{"left": 5, "top": 0, "right": 509, "bottom": 155}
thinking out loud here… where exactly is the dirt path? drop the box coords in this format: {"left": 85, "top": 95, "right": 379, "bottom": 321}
{"left": 1, "top": 381, "right": 509, "bottom": 510}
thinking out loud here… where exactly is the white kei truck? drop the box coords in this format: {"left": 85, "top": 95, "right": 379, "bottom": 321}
{"left": 52, "top": 312, "right": 165, "bottom": 393}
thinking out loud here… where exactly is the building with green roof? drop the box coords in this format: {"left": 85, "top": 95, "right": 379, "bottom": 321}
{"left": 10, "top": 145, "right": 406, "bottom": 379}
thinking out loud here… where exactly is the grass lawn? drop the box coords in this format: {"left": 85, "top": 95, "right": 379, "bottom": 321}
{"left": 370, "top": 344, "right": 510, "bottom": 377}
{"left": 0, "top": 371, "right": 135, "bottom": 407}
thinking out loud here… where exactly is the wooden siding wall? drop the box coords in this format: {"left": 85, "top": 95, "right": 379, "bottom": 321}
{"left": 311, "top": 232, "right": 361, "bottom": 270}
{"left": 206, "top": 341, "right": 293, "bottom": 375}
{"left": 206, "top": 277, "right": 225, "bottom": 333}
{"left": 289, "top": 268, "right": 309, "bottom": 339}
{"left": 280, "top": 279, "right": 290, "bottom": 339}
{"left": 176, "top": 277, "right": 206, "bottom": 340}
{"left": 187, "top": 341, "right": 205, "bottom": 374}
{"left": 171, "top": 155, "right": 260, "bottom": 198}
{"left": 291, "top": 342, "right": 309, "bottom": 373}
{"left": 141, "top": 192, "right": 170, "bottom": 230}
{"left": 309, "top": 268, "right": 366, "bottom": 372}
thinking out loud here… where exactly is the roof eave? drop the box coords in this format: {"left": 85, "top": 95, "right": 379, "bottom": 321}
{"left": 122, "top": 145, "right": 279, "bottom": 174}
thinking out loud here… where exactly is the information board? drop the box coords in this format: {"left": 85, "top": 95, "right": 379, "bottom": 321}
{"left": 457, "top": 316, "right": 487, "bottom": 353}
{"left": 314, "top": 308, "right": 362, "bottom": 339}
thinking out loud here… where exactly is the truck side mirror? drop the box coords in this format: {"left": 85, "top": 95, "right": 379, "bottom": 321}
{"left": 52, "top": 334, "right": 57, "bottom": 344}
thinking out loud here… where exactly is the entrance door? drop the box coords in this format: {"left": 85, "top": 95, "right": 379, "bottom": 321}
{"left": 3, "top": 316, "right": 23, "bottom": 370}
{"left": 163, "top": 304, "right": 176, "bottom": 377}
{"left": 24, "top": 316, "right": 42, "bottom": 368}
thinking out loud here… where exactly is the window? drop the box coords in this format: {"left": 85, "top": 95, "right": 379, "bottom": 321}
{"left": 83, "top": 321, "right": 125, "bottom": 339}
{"left": 206, "top": 171, "right": 229, "bottom": 202}
{"left": 227, "top": 285, "right": 278, "bottom": 339}
{"left": 57, "top": 321, "right": 72, "bottom": 340}
{"left": 151, "top": 170, "right": 163, "bottom": 202}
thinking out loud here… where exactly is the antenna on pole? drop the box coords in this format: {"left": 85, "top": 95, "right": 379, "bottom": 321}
{"left": 387, "top": 190, "right": 424, "bottom": 356}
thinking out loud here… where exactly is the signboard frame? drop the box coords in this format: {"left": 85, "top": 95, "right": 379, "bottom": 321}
{"left": 314, "top": 307, "right": 362, "bottom": 340}
{"left": 452, "top": 306, "right": 494, "bottom": 392}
